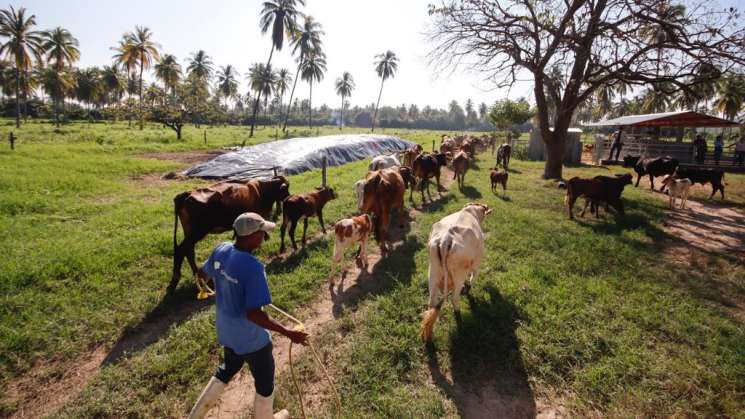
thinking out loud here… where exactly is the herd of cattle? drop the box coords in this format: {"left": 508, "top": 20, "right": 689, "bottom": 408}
{"left": 564, "top": 155, "right": 727, "bottom": 219}
{"left": 167, "top": 135, "right": 728, "bottom": 343}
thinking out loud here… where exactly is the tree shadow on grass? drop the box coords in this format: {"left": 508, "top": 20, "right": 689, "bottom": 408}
{"left": 103, "top": 284, "right": 212, "bottom": 366}
{"left": 427, "top": 284, "right": 536, "bottom": 418}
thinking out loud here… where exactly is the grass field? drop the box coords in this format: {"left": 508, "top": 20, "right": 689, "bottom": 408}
{"left": 1, "top": 120, "right": 743, "bottom": 418}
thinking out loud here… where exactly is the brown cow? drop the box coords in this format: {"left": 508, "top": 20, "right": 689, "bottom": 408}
{"left": 280, "top": 186, "right": 337, "bottom": 252}
{"left": 332, "top": 214, "right": 373, "bottom": 281}
{"left": 490, "top": 168, "right": 509, "bottom": 195}
{"left": 401, "top": 145, "right": 423, "bottom": 168}
{"left": 452, "top": 151, "right": 470, "bottom": 189}
{"left": 412, "top": 152, "right": 448, "bottom": 203}
{"left": 171, "top": 176, "right": 290, "bottom": 289}
{"left": 361, "top": 168, "right": 406, "bottom": 255}
{"left": 440, "top": 137, "right": 457, "bottom": 155}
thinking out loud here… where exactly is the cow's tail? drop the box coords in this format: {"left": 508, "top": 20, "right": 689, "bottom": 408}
{"left": 173, "top": 191, "right": 190, "bottom": 255}
{"left": 420, "top": 236, "right": 453, "bottom": 343}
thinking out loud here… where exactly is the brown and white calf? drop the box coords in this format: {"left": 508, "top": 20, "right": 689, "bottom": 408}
{"left": 661, "top": 175, "right": 693, "bottom": 209}
{"left": 280, "top": 186, "right": 337, "bottom": 252}
{"left": 420, "top": 203, "right": 491, "bottom": 343}
{"left": 331, "top": 214, "right": 373, "bottom": 283}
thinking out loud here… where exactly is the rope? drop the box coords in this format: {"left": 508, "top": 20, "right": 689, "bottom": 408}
{"left": 266, "top": 303, "right": 342, "bottom": 419}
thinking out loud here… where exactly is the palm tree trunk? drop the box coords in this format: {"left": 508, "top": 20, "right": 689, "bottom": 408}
{"left": 339, "top": 94, "right": 344, "bottom": 130}
{"left": 372, "top": 78, "right": 385, "bottom": 132}
{"left": 139, "top": 60, "right": 144, "bottom": 130}
{"left": 282, "top": 64, "right": 302, "bottom": 132}
{"left": 250, "top": 45, "right": 276, "bottom": 137}
{"left": 15, "top": 68, "right": 20, "bottom": 128}
{"left": 308, "top": 80, "right": 313, "bottom": 129}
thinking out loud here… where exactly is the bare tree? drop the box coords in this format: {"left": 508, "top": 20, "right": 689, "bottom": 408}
{"left": 428, "top": 0, "right": 745, "bottom": 179}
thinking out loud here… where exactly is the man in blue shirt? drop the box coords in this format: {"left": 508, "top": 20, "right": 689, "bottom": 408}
{"left": 188, "top": 212, "right": 309, "bottom": 419}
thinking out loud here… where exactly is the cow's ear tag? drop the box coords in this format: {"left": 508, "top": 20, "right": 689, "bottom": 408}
{"left": 214, "top": 261, "right": 221, "bottom": 270}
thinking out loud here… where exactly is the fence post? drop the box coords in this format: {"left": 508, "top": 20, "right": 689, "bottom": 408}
{"left": 432, "top": 139, "right": 435, "bottom": 152}
{"left": 9, "top": 132, "right": 15, "bottom": 150}
{"left": 203, "top": 130, "right": 207, "bottom": 144}
{"left": 321, "top": 155, "right": 327, "bottom": 187}
{"left": 273, "top": 167, "right": 278, "bottom": 177}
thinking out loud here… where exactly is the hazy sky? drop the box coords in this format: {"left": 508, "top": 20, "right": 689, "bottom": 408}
{"left": 19, "top": 0, "right": 535, "bottom": 110}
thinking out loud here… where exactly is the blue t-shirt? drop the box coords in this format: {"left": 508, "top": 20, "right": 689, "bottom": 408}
{"left": 202, "top": 242, "right": 272, "bottom": 355}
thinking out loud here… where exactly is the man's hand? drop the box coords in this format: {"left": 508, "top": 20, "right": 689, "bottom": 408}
{"left": 285, "top": 329, "right": 310, "bottom": 346}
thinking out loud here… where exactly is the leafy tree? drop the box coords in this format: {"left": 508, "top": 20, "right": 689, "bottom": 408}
{"left": 299, "top": 50, "right": 326, "bottom": 128}
{"left": 0, "top": 6, "right": 44, "bottom": 127}
{"left": 36, "top": 66, "right": 74, "bottom": 125}
{"left": 75, "top": 67, "right": 101, "bottom": 113}
{"left": 152, "top": 83, "right": 188, "bottom": 139}
{"left": 112, "top": 26, "right": 159, "bottom": 129}
{"left": 251, "top": 0, "right": 303, "bottom": 137}
{"left": 39, "top": 26, "right": 79, "bottom": 125}
{"left": 100, "top": 65, "right": 126, "bottom": 107}
{"left": 154, "top": 53, "right": 182, "bottom": 95}
{"left": 283, "top": 15, "right": 322, "bottom": 131}
{"left": 488, "top": 98, "right": 535, "bottom": 132}
{"left": 478, "top": 102, "right": 487, "bottom": 121}
{"left": 273, "top": 68, "right": 292, "bottom": 118}
{"left": 248, "top": 63, "right": 276, "bottom": 123}
{"left": 714, "top": 73, "right": 745, "bottom": 120}
{"left": 371, "top": 50, "right": 398, "bottom": 132}
{"left": 429, "top": 0, "right": 745, "bottom": 179}
{"left": 186, "top": 50, "right": 213, "bottom": 82}
{"left": 335, "top": 71, "right": 354, "bottom": 129}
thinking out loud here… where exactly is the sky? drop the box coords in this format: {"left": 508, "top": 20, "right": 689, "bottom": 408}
{"left": 19, "top": 0, "right": 536, "bottom": 110}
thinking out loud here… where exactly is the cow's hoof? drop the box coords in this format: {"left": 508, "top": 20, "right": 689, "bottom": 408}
{"left": 463, "top": 282, "right": 472, "bottom": 294}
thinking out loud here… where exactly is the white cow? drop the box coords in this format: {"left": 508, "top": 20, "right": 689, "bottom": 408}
{"left": 331, "top": 214, "right": 372, "bottom": 284}
{"left": 420, "top": 203, "right": 491, "bottom": 343}
{"left": 662, "top": 175, "right": 693, "bottom": 209}
{"left": 369, "top": 154, "right": 401, "bottom": 171}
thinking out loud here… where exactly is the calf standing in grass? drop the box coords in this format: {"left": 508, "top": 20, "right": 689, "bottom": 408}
{"left": 661, "top": 175, "right": 693, "bottom": 209}
{"left": 331, "top": 214, "right": 372, "bottom": 284}
{"left": 496, "top": 143, "right": 512, "bottom": 170}
{"left": 489, "top": 168, "right": 509, "bottom": 195}
{"left": 452, "top": 151, "right": 469, "bottom": 189}
{"left": 420, "top": 203, "right": 491, "bottom": 343}
{"left": 280, "top": 186, "right": 337, "bottom": 252}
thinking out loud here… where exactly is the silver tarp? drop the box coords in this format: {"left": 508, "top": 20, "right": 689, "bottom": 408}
{"left": 183, "top": 134, "right": 416, "bottom": 180}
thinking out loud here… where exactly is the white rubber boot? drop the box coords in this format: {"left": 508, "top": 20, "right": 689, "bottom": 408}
{"left": 254, "top": 391, "right": 289, "bottom": 419}
{"left": 187, "top": 377, "right": 226, "bottom": 419}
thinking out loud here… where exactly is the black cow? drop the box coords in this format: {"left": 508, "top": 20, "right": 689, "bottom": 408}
{"left": 623, "top": 155, "right": 678, "bottom": 190}
{"left": 674, "top": 167, "right": 726, "bottom": 199}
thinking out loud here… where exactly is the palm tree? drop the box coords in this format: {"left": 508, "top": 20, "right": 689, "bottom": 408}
{"left": 75, "top": 67, "right": 101, "bottom": 113}
{"left": 299, "top": 50, "right": 326, "bottom": 129}
{"left": 335, "top": 71, "right": 354, "bottom": 130}
{"left": 371, "top": 50, "right": 399, "bottom": 132}
{"left": 714, "top": 74, "right": 745, "bottom": 120}
{"left": 250, "top": 0, "right": 304, "bottom": 137}
{"left": 113, "top": 26, "right": 159, "bottom": 129}
{"left": 186, "top": 50, "right": 213, "bottom": 82}
{"left": 274, "top": 68, "right": 292, "bottom": 120}
{"left": 39, "top": 27, "right": 79, "bottom": 125}
{"left": 0, "top": 6, "right": 44, "bottom": 128}
{"left": 216, "top": 65, "right": 239, "bottom": 106}
{"left": 154, "top": 54, "right": 182, "bottom": 96}
{"left": 283, "top": 15, "right": 323, "bottom": 132}
{"left": 36, "top": 66, "right": 73, "bottom": 126}
{"left": 640, "top": 82, "right": 673, "bottom": 114}
{"left": 248, "top": 63, "right": 277, "bottom": 125}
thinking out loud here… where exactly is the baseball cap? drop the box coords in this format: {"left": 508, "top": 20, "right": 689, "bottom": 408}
{"left": 233, "top": 212, "right": 276, "bottom": 237}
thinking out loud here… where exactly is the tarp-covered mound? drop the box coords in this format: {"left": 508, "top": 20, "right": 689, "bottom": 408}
{"left": 184, "top": 134, "right": 416, "bottom": 180}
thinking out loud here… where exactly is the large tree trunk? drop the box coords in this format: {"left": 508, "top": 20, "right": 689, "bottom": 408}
{"left": 371, "top": 79, "right": 384, "bottom": 132}
{"left": 543, "top": 131, "right": 566, "bottom": 179}
{"left": 282, "top": 65, "right": 302, "bottom": 132}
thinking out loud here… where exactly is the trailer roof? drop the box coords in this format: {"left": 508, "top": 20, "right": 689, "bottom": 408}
{"left": 586, "top": 111, "right": 739, "bottom": 128}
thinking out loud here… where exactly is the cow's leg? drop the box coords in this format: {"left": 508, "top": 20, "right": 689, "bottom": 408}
{"left": 280, "top": 216, "right": 288, "bottom": 253}
{"left": 580, "top": 199, "right": 590, "bottom": 218}
{"left": 669, "top": 193, "right": 674, "bottom": 209}
{"left": 301, "top": 217, "right": 310, "bottom": 247}
{"left": 170, "top": 240, "right": 186, "bottom": 290}
{"left": 420, "top": 179, "right": 427, "bottom": 203}
{"left": 379, "top": 212, "right": 390, "bottom": 255}
{"left": 360, "top": 235, "right": 369, "bottom": 268}
{"left": 317, "top": 210, "right": 326, "bottom": 234}
{"left": 436, "top": 172, "right": 442, "bottom": 195}
{"left": 635, "top": 173, "right": 641, "bottom": 187}
{"left": 649, "top": 174, "right": 655, "bottom": 190}
{"left": 289, "top": 219, "right": 298, "bottom": 251}
{"left": 720, "top": 184, "right": 725, "bottom": 200}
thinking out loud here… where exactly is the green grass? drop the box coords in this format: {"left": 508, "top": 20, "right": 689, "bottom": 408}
{"left": 0, "top": 120, "right": 743, "bottom": 417}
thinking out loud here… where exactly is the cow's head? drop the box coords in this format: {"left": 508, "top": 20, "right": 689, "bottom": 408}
{"left": 435, "top": 153, "right": 448, "bottom": 167}
{"left": 315, "top": 185, "right": 337, "bottom": 201}
{"left": 463, "top": 202, "right": 492, "bottom": 223}
{"left": 266, "top": 176, "right": 290, "bottom": 202}
{"left": 622, "top": 155, "right": 640, "bottom": 168}
{"left": 616, "top": 173, "right": 633, "bottom": 186}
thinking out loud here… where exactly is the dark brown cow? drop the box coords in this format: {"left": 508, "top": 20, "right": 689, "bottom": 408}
{"left": 412, "top": 152, "right": 448, "bottom": 203}
{"left": 171, "top": 176, "right": 290, "bottom": 289}
{"left": 401, "top": 146, "right": 423, "bottom": 168}
{"left": 398, "top": 165, "right": 417, "bottom": 201}
{"left": 489, "top": 168, "right": 509, "bottom": 194}
{"left": 361, "top": 168, "right": 406, "bottom": 254}
{"left": 280, "top": 186, "right": 337, "bottom": 252}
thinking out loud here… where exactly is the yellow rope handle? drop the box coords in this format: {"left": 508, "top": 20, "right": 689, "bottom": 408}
{"left": 266, "top": 304, "right": 342, "bottom": 419}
